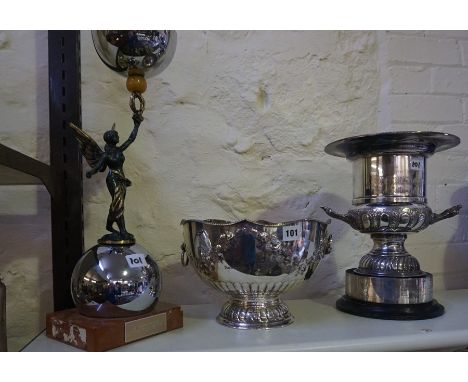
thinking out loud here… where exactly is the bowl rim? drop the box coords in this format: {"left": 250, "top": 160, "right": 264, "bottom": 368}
{"left": 180, "top": 217, "right": 330, "bottom": 227}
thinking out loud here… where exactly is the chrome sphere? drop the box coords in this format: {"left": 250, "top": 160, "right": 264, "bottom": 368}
{"left": 181, "top": 219, "right": 331, "bottom": 329}
{"left": 71, "top": 243, "right": 161, "bottom": 318}
{"left": 91, "top": 30, "right": 177, "bottom": 77}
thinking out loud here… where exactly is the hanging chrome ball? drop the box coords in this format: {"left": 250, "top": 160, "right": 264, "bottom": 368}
{"left": 91, "top": 30, "right": 177, "bottom": 78}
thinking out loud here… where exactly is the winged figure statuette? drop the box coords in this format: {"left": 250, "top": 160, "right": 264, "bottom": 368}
{"left": 68, "top": 112, "right": 144, "bottom": 245}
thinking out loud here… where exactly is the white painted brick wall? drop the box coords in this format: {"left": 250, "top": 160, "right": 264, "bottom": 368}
{"left": 463, "top": 98, "right": 468, "bottom": 122}
{"left": 389, "top": 66, "right": 431, "bottom": 93}
{"left": 387, "top": 35, "right": 461, "bottom": 65}
{"left": 382, "top": 31, "right": 468, "bottom": 296}
{"left": 386, "top": 31, "right": 468, "bottom": 129}
{"left": 460, "top": 41, "right": 468, "bottom": 66}
{"left": 390, "top": 94, "right": 462, "bottom": 122}
{"left": 425, "top": 31, "right": 468, "bottom": 39}
{"left": 432, "top": 67, "right": 468, "bottom": 94}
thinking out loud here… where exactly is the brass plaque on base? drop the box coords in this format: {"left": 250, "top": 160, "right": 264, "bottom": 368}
{"left": 46, "top": 302, "right": 183, "bottom": 351}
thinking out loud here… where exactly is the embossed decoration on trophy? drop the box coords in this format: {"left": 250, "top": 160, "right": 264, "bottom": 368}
{"left": 322, "top": 131, "right": 461, "bottom": 320}
{"left": 68, "top": 31, "right": 177, "bottom": 318}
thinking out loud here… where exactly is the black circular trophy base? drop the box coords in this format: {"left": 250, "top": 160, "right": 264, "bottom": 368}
{"left": 336, "top": 295, "right": 445, "bottom": 320}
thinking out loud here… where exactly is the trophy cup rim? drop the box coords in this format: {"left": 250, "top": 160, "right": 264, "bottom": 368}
{"left": 324, "top": 131, "right": 460, "bottom": 158}
{"left": 180, "top": 217, "right": 331, "bottom": 227}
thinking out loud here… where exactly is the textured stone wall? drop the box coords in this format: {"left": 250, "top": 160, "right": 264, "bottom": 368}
{"left": 80, "top": 30, "right": 380, "bottom": 308}
{"left": 1, "top": 30, "right": 468, "bottom": 351}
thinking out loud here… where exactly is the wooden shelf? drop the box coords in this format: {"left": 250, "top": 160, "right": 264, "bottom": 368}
{"left": 0, "top": 144, "right": 52, "bottom": 193}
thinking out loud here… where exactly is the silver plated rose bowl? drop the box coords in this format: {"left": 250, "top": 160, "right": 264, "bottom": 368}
{"left": 322, "top": 131, "right": 461, "bottom": 320}
{"left": 181, "top": 218, "right": 331, "bottom": 329}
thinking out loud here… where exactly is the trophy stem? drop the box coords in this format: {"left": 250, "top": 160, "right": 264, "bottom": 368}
{"left": 216, "top": 296, "right": 293, "bottom": 329}
{"left": 370, "top": 233, "right": 408, "bottom": 256}
{"left": 356, "top": 233, "right": 424, "bottom": 278}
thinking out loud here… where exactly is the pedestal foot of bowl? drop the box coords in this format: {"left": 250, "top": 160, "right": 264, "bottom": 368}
{"left": 216, "top": 297, "right": 294, "bottom": 329}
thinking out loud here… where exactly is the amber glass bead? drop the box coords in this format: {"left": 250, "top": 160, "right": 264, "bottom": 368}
{"left": 126, "top": 75, "right": 147, "bottom": 93}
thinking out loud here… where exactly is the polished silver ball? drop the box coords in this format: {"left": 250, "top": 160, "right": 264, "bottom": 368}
{"left": 71, "top": 243, "right": 161, "bottom": 318}
{"left": 91, "top": 30, "right": 177, "bottom": 77}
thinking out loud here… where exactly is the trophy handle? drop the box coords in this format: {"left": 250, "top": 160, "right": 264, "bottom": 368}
{"left": 323, "top": 234, "right": 333, "bottom": 255}
{"left": 321, "top": 206, "right": 354, "bottom": 227}
{"left": 180, "top": 243, "right": 189, "bottom": 266}
{"left": 430, "top": 204, "right": 462, "bottom": 225}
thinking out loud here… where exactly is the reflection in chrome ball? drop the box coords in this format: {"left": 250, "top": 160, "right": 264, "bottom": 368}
{"left": 71, "top": 243, "right": 161, "bottom": 318}
{"left": 91, "top": 30, "right": 177, "bottom": 78}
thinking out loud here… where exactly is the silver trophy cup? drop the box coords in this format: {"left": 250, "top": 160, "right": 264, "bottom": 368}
{"left": 181, "top": 219, "right": 331, "bottom": 329}
{"left": 322, "top": 131, "right": 461, "bottom": 320}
